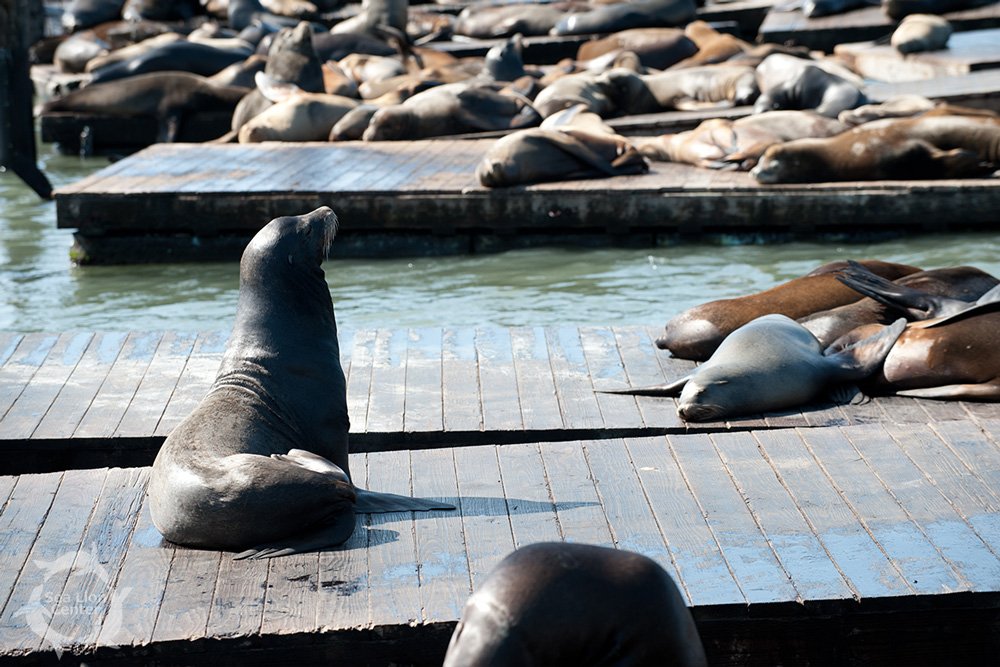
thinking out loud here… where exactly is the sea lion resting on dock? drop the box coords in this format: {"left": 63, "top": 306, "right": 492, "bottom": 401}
{"left": 800, "top": 263, "right": 1000, "bottom": 346}
{"left": 444, "top": 543, "right": 707, "bottom": 667}
{"left": 238, "top": 73, "right": 359, "bottom": 142}
{"left": 148, "top": 208, "right": 453, "bottom": 559}
{"left": 476, "top": 105, "right": 648, "bottom": 187}
{"left": 754, "top": 54, "right": 865, "bottom": 118}
{"left": 41, "top": 72, "right": 249, "bottom": 143}
{"left": 891, "top": 13, "right": 952, "bottom": 53}
{"left": 751, "top": 114, "right": 1000, "bottom": 183}
{"left": 609, "top": 314, "right": 906, "bottom": 421}
{"left": 551, "top": 0, "right": 698, "bottom": 36}
{"left": 655, "top": 259, "right": 921, "bottom": 361}
{"left": 575, "top": 27, "right": 697, "bottom": 70}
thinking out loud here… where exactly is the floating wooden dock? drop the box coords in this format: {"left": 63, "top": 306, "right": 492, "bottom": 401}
{"left": 836, "top": 28, "right": 1000, "bottom": 82}
{"left": 54, "top": 140, "right": 1000, "bottom": 264}
{"left": 2, "top": 326, "right": 999, "bottom": 475}
{"left": 2, "top": 421, "right": 1000, "bottom": 665}
{"left": 759, "top": 3, "right": 1000, "bottom": 53}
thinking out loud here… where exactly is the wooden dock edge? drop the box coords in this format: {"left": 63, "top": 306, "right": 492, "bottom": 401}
{"left": 3, "top": 593, "right": 997, "bottom": 666}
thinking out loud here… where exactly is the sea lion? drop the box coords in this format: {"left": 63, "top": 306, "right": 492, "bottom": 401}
{"left": 476, "top": 105, "right": 648, "bottom": 187}
{"left": 670, "top": 20, "right": 750, "bottom": 69}
{"left": 551, "top": 0, "right": 697, "bottom": 36}
{"left": 41, "top": 72, "right": 249, "bottom": 142}
{"left": 62, "top": 0, "right": 127, "bottom": 33}
{"left": 148, "top": 207, "right": 453, "bottom": 559}
{"left": 838, "top": 94, "right": 937, "bottom": 125}
{"left": 891, "top": 13, "right": 952, "bottom": 53}
{"left": 655, "top": 259, "right": 921, "bottom": 361}
{"left": 635, "top": 110, "right": 847, "bottom": 169}
{"left": 882, "top": 0, "right": 993, "bottom": 21}
{"left": 612, "top": 314, "right": 905, "bottom": 422}
{"left": 122, "top": 0, "right": 199, "bottom": 22}
{"left": 311, "top": 30, "right": 398, "bottom": 62}
{"left": 829, "top": 290, "right": 1000, "bottom": 399}
{"left": 331, "top": 0, "right": 408, "bottom": 36}
{"left": 88, "top": 40, "right": 254, "bottom": 85}
{"left": 83, "top": 32, "right": 185, "bottom": 73}
{"left": 443, "top": 542, "right": 707, "bottom": 667}
{"left": 800, "top": 264, "right": 1000, "bottom": 346}
{"left": 238, "top": 74, "right": 359, "bottom": 142}
{"left": 642, "top": 65, "right": 759, "bottom": 110}
{"left": 803, "top": 0, "right": 876, "bottom": 18}
{"left": 754, "top": 54, "right": 865, "bottom": 118}
{"left": 484, "top": 34, "right": 525, "bottom": 83}
{"left": 575, "top": 27, "right": 697, "bottom": 70}
{"left": 363, "top": 83, "right": 539, "bottom": 140}
{"left": 53, "top": 31, "right": 110, "bottom": 74}
{"left": 210, "top": 54, "right": 269, "bottom": 88}
{"left": 532, "top": 70, "right": 617, "bottom": 118}
{"left": 329, "top": 104, "right": 379, "bottom": 140}
{"left": 751, "top": 114, "right": 1000, "bottom": 183}
{"left": 454, "top": 2, "right": 587, "bottom": 38}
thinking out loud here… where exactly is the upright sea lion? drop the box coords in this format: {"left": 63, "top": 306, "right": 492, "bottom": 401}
{"left": 800, "top": 264, "right": 999, "bottom": 346}
{"left": 891, "top": 13, "right": 952, "bottom": 53}
{"left": 655, "top": 259, "right": 921, "bottom": 360}
{"left": 483, "top": 34, "right": 525, "bottom": 83}
{"left": 41, "top": 72, "right": 249, "bottom": 142}
{"left": 476, "top": 105, "right": 648, "bottom": 187}
{"left": 551, "top": 0, "right": 697, "bottom": 36}
{"left": 443, "top": 543, "right": 707, "bottom": 667}
{"left": 612, "top": 314, "right": 905, "bottom": 422}
{"left": 149, "top": 207, "right": 453, "bottom": 559}
{"left": 829, "top": 291, "right": 1000, "bottom": 400}
{"left": 751, "top": 114, "right": 1000, "bottom": 183}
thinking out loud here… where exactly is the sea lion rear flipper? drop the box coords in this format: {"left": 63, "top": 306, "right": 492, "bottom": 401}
{"left": 234, "top": 511, "right": 357, "bottom": 560}
{"left": 895, "top": 383, "right": 1000, "bottom": 400}
{"left": 825, "top": 318, "right": 906, "bottom": 380}
{"left": 354, "top": 488, "right": 456, "bottom": 514}
{"left": 836, "top": 260, "right": 957, "bottom": 320}
{"left": 597, "top": 376, "right": 690, "bottom": 397}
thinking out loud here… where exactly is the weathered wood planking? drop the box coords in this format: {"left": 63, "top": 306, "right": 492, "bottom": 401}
{"left": 836, "top": 28, "right": 1000, "bottom": 82}
{"left": 54, "top": 140, "right": 1000, "bottom": 263}
{"left": 866, "top": 68, "right": 1000, "bottom": 112}
{"left": 2, "top": 422, "right": 1000, "bottom": 664}
{"left": 759, "top": 2, "right": 1000, "bottom": 53}
{"left": 3, "top": 326, "right": 997, "bottom": 474}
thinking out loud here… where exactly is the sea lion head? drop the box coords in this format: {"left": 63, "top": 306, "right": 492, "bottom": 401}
{"left": 264, "top": 21, "right": 324, "bottom": 93}
{"left": 243, "top": 207, "right": 339, "bottom": 281}
{"left": 363, "top": 106, "right": 417, "bottom": 141}
{"left": 751, "top": 142, "right": 821, "bottom": 184}
{"left": 731, "top": 71, "right": 760, "bottom": 107}
{"left": 675, "top": 373, "right": 730, "bottom": 422}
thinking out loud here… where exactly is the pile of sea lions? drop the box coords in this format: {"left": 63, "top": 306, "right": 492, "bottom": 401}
{"left": 614, "top": 258, "right": 1000, "bottom": 421}
{"left": 35, "top": 0, "right": 1000, "bottom": 186}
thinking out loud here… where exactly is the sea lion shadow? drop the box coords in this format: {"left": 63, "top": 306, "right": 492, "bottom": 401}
{"left": 364, "top": 496, "right": 590, "bottom": 525}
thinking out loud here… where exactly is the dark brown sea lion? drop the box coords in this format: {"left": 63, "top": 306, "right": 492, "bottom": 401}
{"left": 41, "top": 72, "right": 249, "bottom": 142}
{"left": 148, "top": 207, "right": 453, "bottom": 559}
{"left": 83, "top": 32, "right": 184, "bottom": 73}
{"left": 443, "top": 542, "right": 707, "bottom": 667}
{"left": 62, "top": 0, "right": 127, "bottom": 33}
{"left": 882, "top": 0, "right": 993, "bottom": 21}
{"left": 551, "top": 0, "right": 697, "bottom": 36}
{"left": 614, "top": 314, "right": 905, "bottom": 422}
{"left": 829, "top": 290, "right": 1000, "bottom": 400}
{"left": 800, "top": 264, "right": 1000, "bottom": 346}
{"left": 751, "top": 114, "right": 1000, "bottom": 183}
{"left": 575, "top": 27, "right": 697, "bottom": 70}
{"left": 476, "top": 106, "right": 648, "bottom": 187}
{"left": 655, "top": 259, "right": 922, "bottom": 361}
{"left": 891, "top": 13, "right": 952, "bottom": 53}
{"left": 754, "top": 54, "right": 865, "bottom": 118}
{"left": 88, "top": 40, "right": 254, "bottom": 84}
{"left": 122, "top": 0, "right": 199, "bottom": 22}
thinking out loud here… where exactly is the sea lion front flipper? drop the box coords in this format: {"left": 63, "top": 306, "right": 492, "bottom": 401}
{"left": 826, "top": 383, "right": 869, "bottom": 406}
{"left": 824, "top": 318, "right": 906, "bottom": 379}
{"left": 234, "top": 511, "right": 358, "bottom": 560}
{"left": 895, "top": 383, "right": 1000, "bottom": 401}
{"left": 597, "top": 376, "right": 690, "bottom": 397}
{"left": 354, "top": 488, "right": 456, "bottom": 514}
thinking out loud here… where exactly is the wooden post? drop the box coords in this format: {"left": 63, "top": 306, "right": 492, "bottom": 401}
{"left": 1, "top": 0, "right": 53, "bottom": 199}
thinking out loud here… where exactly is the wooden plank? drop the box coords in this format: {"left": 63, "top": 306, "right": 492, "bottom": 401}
{"left": 866, "top": 69, "right": 1000, "bottom": 110}
{"left": 582, "top": 438, "right": 685, "bottom": 595}
{"left": 538, "top": 440, "right": 613, "bottom": 546}
{"left": 509, "top": 326, "right": 563, "bottom": 431}
{"left": 0, "top": 332, "right": 92, "bottom": 440}
{"left": 798, "top": 427, "right": 964, "bottom": 595}
{"left": 403, "top": 327, "right": 443, "bottom": 434}
{"left": 496, "top": 443, "right": 561, "bottom": 548}
{"left": 836, "top": 28, "right": 1000, "bottom": 83}
{"left": 711, "top": 431, "right": 855, "bottom": 601}
{"left": 345, "top": 327, "right": 375, "bottom": 434}
{"left": 841, "top": 424, "right": 1000, "bottom": 592}
{"left": 115, "top": 330, "right": 198, "bottom": 438}
{"left": 580, "top": 326, "right": 644, "bottom": 429}
{"left": 752, "top": 428, "right": 911, "bottom": 599}
{"left": 453, "top": 445, "right": 515, "bottom": 587}
{"left": 475, "top": 326, "right": 523, "bottom": 432}
{"left": 365, "top": 449, "right": 420, "bottom": 628}
{"left": 0, "top": 473, "right": 62, "bottom": 616}
{"left": 669, "top": 432, "right": 799, "bottom": 604}
{"left": 410, "top": 448, "right": 468, "bottom": 623}
{"left": 98, "top": 492, "right": 175, "bottom": 647}
{"left": 934, "top": 419, "right": 1000, "bottom": 491}
{"left": 442, "top": 327, "right": 482, "bottom": 433}
{"left": 0, "top": 333, "right": 24, "bottom": 366}
{"left": 546, "top": 326, "right": 604, "bottom": 430}
{"left": 73, "top": 331, "right": 163, "bottom": 439}
{"left": 0, "top": 333, "right": 59, "bottom": 421}
{"left": 0, "top": 470, "right": 97, "bottom": 653}
{"left": 365, "top": 328, "right": 407, "bottom": 434}
{"left": 317, "top": 451, "right": 370, "bottom": 632}
{"left": 260, "top": 550, "right": 320, "bottom": 636}
{"left": 614, "top": 326, "right": 685, "bottom": 430}
{"left": 151, "top": 545, "right": 222, "bottom": 644}
{"left": 624, "top": 436, "right": 745, "bottom": 607}
{"left": 154, "top": 330, "right": 227, "bottom": 437}
{"left": 42, "top": 467, "right": 147, "bottom": 650}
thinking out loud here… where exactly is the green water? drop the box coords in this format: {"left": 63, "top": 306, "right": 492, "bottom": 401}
{"left": 3, "top": 142, "right": 1000, "bottom": 333}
